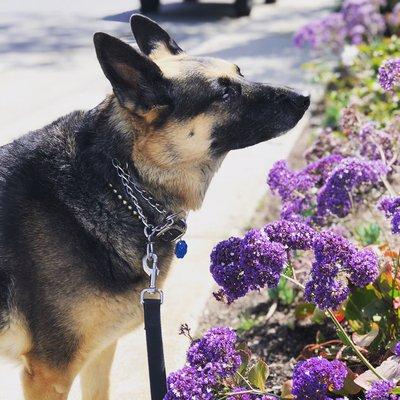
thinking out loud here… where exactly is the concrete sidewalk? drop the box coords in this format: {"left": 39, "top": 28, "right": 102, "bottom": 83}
{"left": 0, "top": 0, "right": 332, "bottom": 398}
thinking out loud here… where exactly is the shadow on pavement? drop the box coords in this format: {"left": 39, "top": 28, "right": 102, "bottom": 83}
{"left": 104, "top": 2, "right": 236, "bottom": 22}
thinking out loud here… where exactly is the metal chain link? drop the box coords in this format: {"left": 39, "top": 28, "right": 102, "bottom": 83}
{"left": 112, "top": 159, "right": 183, "bottom": 304}
{"left": 112, "top": 159, "right": 177, "bottom": 241}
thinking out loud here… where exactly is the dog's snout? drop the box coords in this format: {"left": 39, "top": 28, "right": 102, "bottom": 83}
{"left": 288, "top": 90, "right": 310, "bottom": 111}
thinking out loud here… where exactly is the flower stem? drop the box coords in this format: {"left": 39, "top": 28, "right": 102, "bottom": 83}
{"left": 282, "top": 274, "right": 304, "bottom": 289}
{"left": 382, "top": 176, "right": 397, "bottom": 197}
{"left": 327, "top": 310, "right": 383, "bottom": 379}
{"left": 281, "top": 274, "right": 384, "bottom": 379}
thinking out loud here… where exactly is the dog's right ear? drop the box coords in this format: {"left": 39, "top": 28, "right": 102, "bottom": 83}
{"left": 93, "top": 32, "right": 170, "bottom": 114}
{"left": 130, "top": 14, "right": 183, "bottom": 59}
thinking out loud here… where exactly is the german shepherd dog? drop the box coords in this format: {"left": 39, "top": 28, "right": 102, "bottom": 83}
{"left": 0, "top": 15, "right": 309, "bottom": 400}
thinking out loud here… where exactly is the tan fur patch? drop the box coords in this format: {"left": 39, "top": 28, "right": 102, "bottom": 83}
{"left": 156, "top": 54, "right": 238, "bottom": 80}
{"left": 0, "top": 312, "right": 32, "bottom": 362}
{"left": 133, "top": 112, "right": 225, "bottom": 210}
{"left": 72, "top": 289, "right": 144, "bottom": 367}
{"left": 22, "top": 355, "right": 74, "bottom": 400}
{"left": 148, "top": 42, "right": 180, "bottom": 60}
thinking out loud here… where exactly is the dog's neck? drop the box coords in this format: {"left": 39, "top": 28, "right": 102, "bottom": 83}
{"left": 87, "top": 96, "right": 222, "bottom": 213}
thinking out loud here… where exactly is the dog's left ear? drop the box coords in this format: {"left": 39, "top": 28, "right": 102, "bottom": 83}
{"left": 130, "top": 14, "right": 184, "bottom": 59}
{"left": 94, "top": 32, "right": 171, "bottom": 115}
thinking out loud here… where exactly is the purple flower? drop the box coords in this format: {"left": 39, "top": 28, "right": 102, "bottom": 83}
{"left": 210, "top": 230, "right": 288, "bottom": 302}
{"left": 341, "top": 0, "right": 385, "bottom": 44}
{"left": 268, "top": 155, "right": 343, "bottom": 224}
{"left": 348, "top": 248, "right": 379, "bottom": 287}
{"left": 267, "top": 160, "right": 298, "bottom": 201}
{"left": 317, "top": 158, "right": 387, "bottom": 218}
{"left": 359, "top": 122, "right": 395, "bottom": 163}
{"left": 304, "top": 154, "right": 344, "bottom": 183}
{"left": 210, "top": 237, "right": 249, "bottom": 303}
{"left": 305, "top": 265, "right": 351, "bottom": 310}
{"left": 164, "top": 366, "right": 214, "bottom": 400}
{"left": 187, "top": 327, "right": 241, "bottom": 380}
{"left": 294, "top": 0, "right": 384, "bottom": 52}
{"left": 305, "top": 230, "right": 378, "bottom": 309}
{"left": 378, "top": 197, "right": 400, "bottom": 234}
{"left": 292, "top": 357, "right": 347, "bottom": 399}
{"left": 365, "top": 380, "right": 399, "bottom": 400}
{"left": 240, "top": 229, "right": 287, "bottom": 291}
{"left": 313, "top": 230, "right": 356, "bottom": 264}
{"left": 394, "top": 342, "right": 400, "bottom": 357}
{"left": 379, "top": 58, "right": 400, "bottom": 91}
{"left": 263, "top": 220, "right": 316, "bottom": 250}
{"left": 293, "top": 13, "right": 346, "bottom": 52}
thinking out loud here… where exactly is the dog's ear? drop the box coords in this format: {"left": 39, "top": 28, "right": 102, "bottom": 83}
{"left": 94, "top": 32, "right": 171, "bottom": 115}
{"left": 130, "top": 14, "right": 183, "bottom": 59}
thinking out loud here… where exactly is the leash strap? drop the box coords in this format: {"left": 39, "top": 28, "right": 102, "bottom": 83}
{"left": 143, "top": 298, "right": 167, "bottom": 400}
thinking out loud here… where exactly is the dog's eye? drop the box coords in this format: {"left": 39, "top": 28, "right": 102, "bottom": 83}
{"left": 222, "top": 86, "right": 236, "bottom": 101}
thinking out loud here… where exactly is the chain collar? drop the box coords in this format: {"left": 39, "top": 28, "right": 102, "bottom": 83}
{"left": 111, "top": 159, "right": 187, "bottom": 243}
{"left": 110, "top": 159, "right": 188, "bottom": 304}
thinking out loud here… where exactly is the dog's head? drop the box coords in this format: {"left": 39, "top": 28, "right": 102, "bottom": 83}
{"left": 94, "top": 15, "right": 309, "bottom": 209}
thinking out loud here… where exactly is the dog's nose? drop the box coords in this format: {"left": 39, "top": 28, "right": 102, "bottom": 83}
{"left": 297, "top": 92, "right": 311, "bottom": 109}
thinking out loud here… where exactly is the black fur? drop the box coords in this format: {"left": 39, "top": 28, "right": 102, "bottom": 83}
{"left": 0, "top": 106, "right": 173, "bottom": 366}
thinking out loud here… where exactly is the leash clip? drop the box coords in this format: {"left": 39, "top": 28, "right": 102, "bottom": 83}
{"left": 141, "top": 241, "right": 164, "bottom": 304}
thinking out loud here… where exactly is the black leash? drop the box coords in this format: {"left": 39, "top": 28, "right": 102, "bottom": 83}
{"left": 143, "top": 298, "right": 167, "bottom": 400}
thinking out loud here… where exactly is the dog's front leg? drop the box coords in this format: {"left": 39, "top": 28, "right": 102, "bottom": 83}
{"left": 21, "top": 355, "right": 74, "bottom": 400}
{"left": 80, "top": 341, "right": 117, "bottom": 400}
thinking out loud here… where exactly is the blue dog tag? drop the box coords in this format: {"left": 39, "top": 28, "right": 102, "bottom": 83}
{"left": 175, "top": 240, "right": 188, "bottom": 259}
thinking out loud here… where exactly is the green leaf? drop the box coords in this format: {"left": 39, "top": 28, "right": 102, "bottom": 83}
{"left": 311, "top": 308, "right": 326, "bottom": 325}
{"left": 295, "top": 303, "right": 316, "bottom": 320}
{"left": 248, "top": 360, "right": 269, "bottom": 391}
{"left": 355, "top": 223, "right": 381, "bottom": 245}
{"left": 268, "top": 277, "right": 295, "bottom": 305}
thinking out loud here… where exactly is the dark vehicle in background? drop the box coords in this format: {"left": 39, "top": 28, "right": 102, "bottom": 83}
{"left": 140, "top": 0, "right": 276, "bottom": 17}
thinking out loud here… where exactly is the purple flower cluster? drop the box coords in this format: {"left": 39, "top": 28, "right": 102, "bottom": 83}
{"left": 292, "top": 357, "right": 347, "bottom": 399}
{"left": 187, "top": 327, "right": 241, "bottom": 379}
{"left": 268, "top": 155, "right": 342, "bottom": 224}
{"left": 379, "top": 58, "right": 400, "bottom": 91}
{"left": 378, "top": 196, "right": 400, "bottom": 234}
{"left": 263, "top": 220, "right": 316, "bottom": 250}
{"left": 210, "top": 229, "right": 288, "bottom": 303}
{"left": 317, "top": 158, "right": 387, "bottom": 218}
{"left": 365, "top": 380, "right": 399, "bottom": 400}
{"left": 210, "top": 237, "right": 248, "bottom": 303}
{"left": 293, "top": 13, "right": 346, "bottom": 53}
{"left": 341, "top": 0, "right": 386, "bottom": 44}
{"left": 268, "top": 156, "right": 386, "bottom": 224}
{"left": 359, "top": 122, "right": 395, "bottom": 163}
{"left": 165, "top": 327, "right": 241, "bottom": 399}
{"left": 305, "top": 230, "right": 379, "bottom": 309}
{"left": 211, "top": 221, "right": 318, "bottom": 302}
{"left": 165, "top": 367, "right": 214, "bottom": 400}
{"left": 240, "top": 229, "right": 288, "bottom": 291}
{"left": 294, "top": 0, "right": 385, "bottom": 51}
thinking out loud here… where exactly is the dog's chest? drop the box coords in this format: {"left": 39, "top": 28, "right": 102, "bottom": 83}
{"left": 73, "top": 258, "right": 172, "bottom": 358}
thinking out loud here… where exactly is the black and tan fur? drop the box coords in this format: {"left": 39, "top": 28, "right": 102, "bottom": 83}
{"left": 0, "top": 15, "right": 309, "bottom": 399}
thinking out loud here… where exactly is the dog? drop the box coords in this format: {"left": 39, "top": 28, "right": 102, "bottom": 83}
{"left": 0, "top": 14, "right": 309, "bottom": 400}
